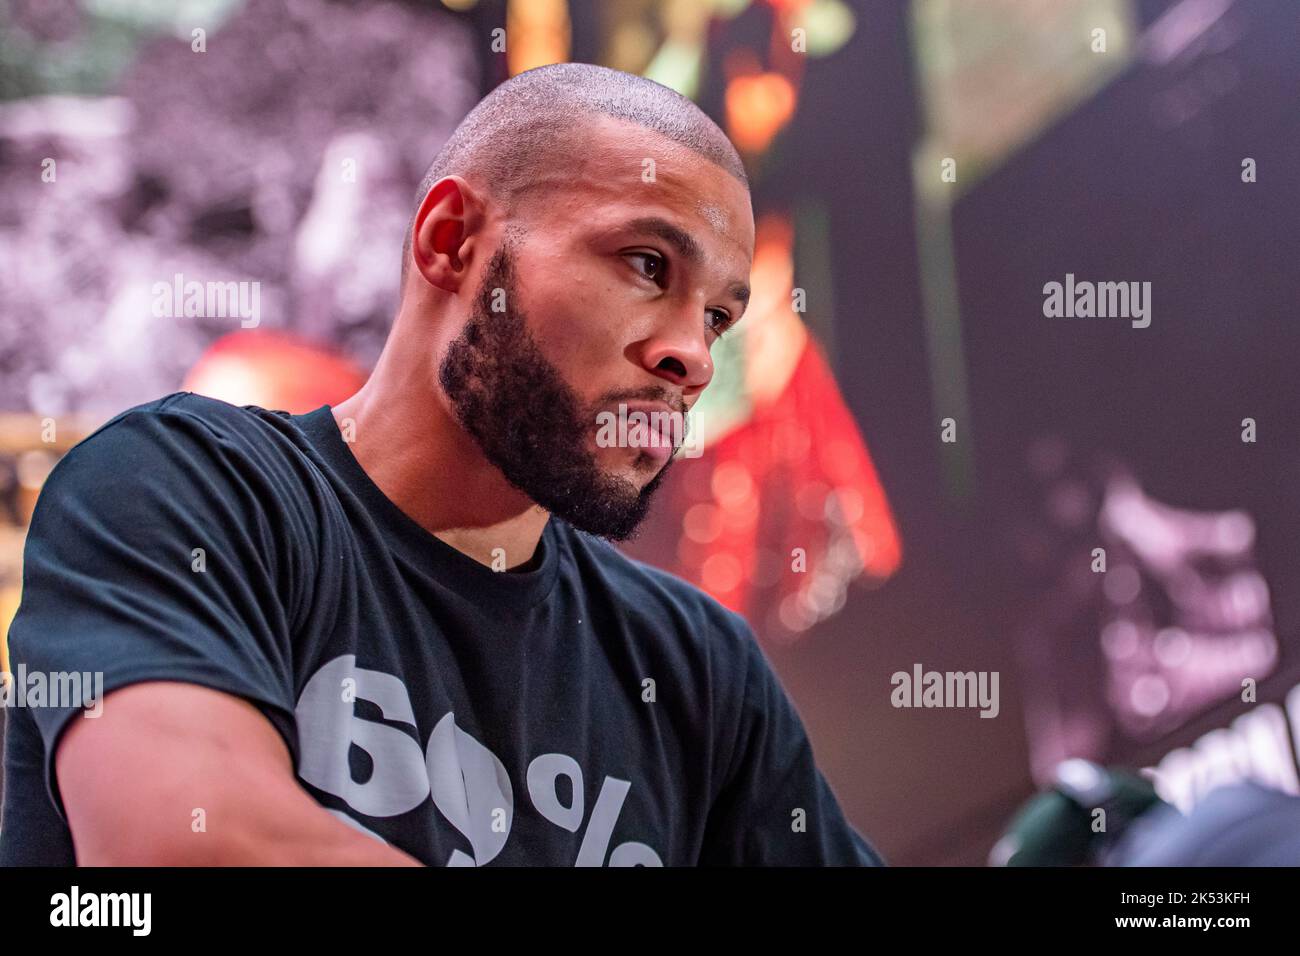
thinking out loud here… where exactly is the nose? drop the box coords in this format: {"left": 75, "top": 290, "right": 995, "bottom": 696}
{"left": 636, "top": 304, "right": 715, "bottom": 393}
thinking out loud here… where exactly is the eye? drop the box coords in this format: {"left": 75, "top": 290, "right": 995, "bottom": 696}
{"left": 625, "top": 250, "right": 667, "bottom": 286}
{"left": 626, "top": 250, "right": 734, "bottom": 339}
{"left": 708, "top": 309, "right": 734, "bottom": 339}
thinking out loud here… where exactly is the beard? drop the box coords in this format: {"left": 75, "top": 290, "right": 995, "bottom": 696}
{"left": 437, "top": 239, "right": 675, "bottom": 541}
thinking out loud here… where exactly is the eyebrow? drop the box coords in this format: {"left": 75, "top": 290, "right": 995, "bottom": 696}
{"left": 623, "top": 216, "right": 751, "bottom": 312}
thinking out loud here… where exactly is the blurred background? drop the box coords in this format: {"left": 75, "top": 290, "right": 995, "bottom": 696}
{"left": 2, "top": 0, "right": 1298, "bottom": 865}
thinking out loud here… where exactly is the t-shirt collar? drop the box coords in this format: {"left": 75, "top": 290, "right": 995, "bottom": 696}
{"left": 293, "top": 404, "right": 561, "bottom": 612}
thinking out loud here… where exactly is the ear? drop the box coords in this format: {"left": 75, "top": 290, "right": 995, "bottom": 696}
{"left": 409, "top": 176, "right": 485, "bottom": 293}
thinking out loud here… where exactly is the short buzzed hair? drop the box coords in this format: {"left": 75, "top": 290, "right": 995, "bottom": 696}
{"left": 401, "top": 62, "right": 749, "bottom": 280}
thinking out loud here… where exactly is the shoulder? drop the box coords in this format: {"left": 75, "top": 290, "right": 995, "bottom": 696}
{"left": 65, "top": 391, "right": 300, "bottom": 461}
{"left": 21, "top": 392, "right": 327, "bottom": 638}
{"left": 551, "top": 520, "right": 760, "bottom": 680}
{"left": 32, "top": 391, "right": 322, "bottom": 535}
{"left": 46, "top": 391, "right": 316, "bottom": 491}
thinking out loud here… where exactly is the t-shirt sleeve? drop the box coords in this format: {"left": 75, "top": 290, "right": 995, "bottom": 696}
{"left": 6, "top": 399, "right": 305, "bottom": 822}
{"left": 700, "top": 613, "right": 886, "bottom": 866}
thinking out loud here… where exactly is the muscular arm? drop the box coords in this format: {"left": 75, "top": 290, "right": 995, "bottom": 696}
{"left": 56, "top": 682, "right": 422, "bottom": 866}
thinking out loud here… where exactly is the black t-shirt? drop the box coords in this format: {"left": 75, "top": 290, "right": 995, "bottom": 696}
{"left": 0, "top": 392, "right": 882, "bottom": 866}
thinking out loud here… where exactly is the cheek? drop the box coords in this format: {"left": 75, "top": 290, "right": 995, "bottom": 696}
{"left": 530, "top": 274, "right": 630, "bottom": 371}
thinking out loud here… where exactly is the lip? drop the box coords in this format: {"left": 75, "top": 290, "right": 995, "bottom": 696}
{"left": 634, "top": 442, "right": 674, "bottom": 464}
{"left": 610, "top": 401, "right": 685, "bottom": 460}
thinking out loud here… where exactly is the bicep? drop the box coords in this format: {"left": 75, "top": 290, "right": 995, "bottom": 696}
{"left": 11, "top": 409, "right": 305, "bottom": 823}
{"left": 56, "top": 681, "right": 306, "bottom": 865}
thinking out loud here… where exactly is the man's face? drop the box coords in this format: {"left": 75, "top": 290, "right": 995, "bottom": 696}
{"left": 438, "top": 116, "right": 755, "bottom": 541}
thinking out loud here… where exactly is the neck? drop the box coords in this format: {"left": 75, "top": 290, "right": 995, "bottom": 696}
{"left": 331, "top": 310, "right": 550, "bottom": 572}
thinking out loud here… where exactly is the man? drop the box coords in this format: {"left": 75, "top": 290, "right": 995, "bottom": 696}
{"left": 0, "top": 63, "right": 883, "bottom": 866}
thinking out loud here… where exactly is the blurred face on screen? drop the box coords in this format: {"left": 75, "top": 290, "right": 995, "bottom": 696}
{"left": 435, "top": 116, "right": 755, "bottom": 540}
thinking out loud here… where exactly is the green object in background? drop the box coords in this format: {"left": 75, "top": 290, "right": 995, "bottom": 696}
{"left": 0, "top": 0, "right": 243, "bottom": 101}
{"left": 990, "top": 760, "right": 1170, "bottom": 866}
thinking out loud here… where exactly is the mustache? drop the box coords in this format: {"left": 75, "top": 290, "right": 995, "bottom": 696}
{"left": 596, "top": 387, "right": 688, "bottom": 417}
